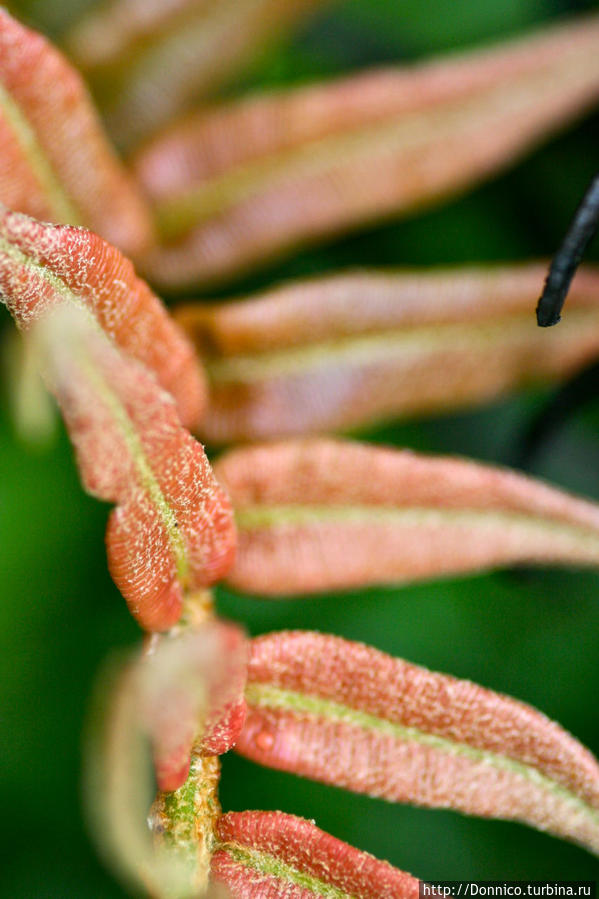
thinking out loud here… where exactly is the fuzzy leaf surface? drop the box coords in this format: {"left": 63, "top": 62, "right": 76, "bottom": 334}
{"left": 235, "top": 632, "right": 599, "bottom": 854}
{"left": 215, "top": 438, "right": 599, "bottom": 595}
{"left": 0, "top": 206, "right": 206, "bottom": 429}
{"left": 0, "top": 9, "right": 152, "bottom": 257}
{"left": 135, "top": 15, "right": 599, "bottom": 287}
{"left": 177, "top": 264, "right": 599, "bottom": 443}
{"left": 32, "top": 304, "right": 235, "bottom": 630}
{"left": 212, "top": 810, "right": 421, "bottom": 898}
{"left": 67, "top": 0, "right": 330, "bottom": 149}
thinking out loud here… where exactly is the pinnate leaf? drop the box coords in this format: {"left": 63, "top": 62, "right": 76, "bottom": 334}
{"left": 143, "top": 617, "right": 248, "bottom": 791}
{"left": 177, "top": 264, "right": 599, "bottom": 443}
{"left": 67, "top": 0, "right": 331, "bottom": 149}
{"left": 215, "top": 438, "right": 599, "bottom": 595}
{"left": 0, "top": 9, "right": 152, "bottom": 257}
{"left": 31, "top": 304, "right": 235, "bottom": 630}
{"left": 236, "top": 632, "right": 599, "bottom": 854}
{"left": 212, "top": 810, "right": 421, "bottom": 898}
{"left": 135, "top": 14, "right": 599, "bottom": 287}
{"left": 0, "top": 205, "right": 206, "bottom": 429}
{"left": 85, "top": 620, "right": 244, "bottom": 897}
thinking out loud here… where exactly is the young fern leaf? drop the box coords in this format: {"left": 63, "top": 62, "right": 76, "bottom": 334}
{"left": 143, "top": 611, "right": 248, "bottom": 791}
{"left": 66, "top": 0, "right": 332, "bottom": 150}
{"left": 30, "top": 304, "right": 235, "bottom": 630}
{"left": 176, "top": 264, "right": 599, "bottom": 443}
{"left": 85, "top": 620, "right": 245, "bottom": 897}
{"left": 214, "top": 438, "right": 599, "bottom": 596}
{"left": 0, "top": 9, "right": 152, "bottom": 257}
{"left": 0, "top": 206, "right": 206, "bottom": 429}
{"left": 212, "top": 810, "right": 422, "bottom": 898}
{"left": 236, "top": 632, "right": 599, "bottom": 855}
{"left": 134, "top": 14, "right": 599, "bottom": 287}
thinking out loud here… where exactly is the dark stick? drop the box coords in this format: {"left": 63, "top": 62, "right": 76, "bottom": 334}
{"left": 536, "top": 172, "right": 599, "bottom": 327}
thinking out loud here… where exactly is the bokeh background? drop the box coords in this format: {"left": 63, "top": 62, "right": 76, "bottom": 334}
{"left": 1, "top": 0, "right": 599, "bottom": 894}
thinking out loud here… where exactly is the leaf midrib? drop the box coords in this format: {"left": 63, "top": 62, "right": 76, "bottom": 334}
{"left": 217, "top": 842, "right": 356, "bottom": 899}
{"left": 235, "top": 505, "right": 599, "bottom": 559}
{"left": 245, "top": 682, "right": 599, "bottom": 830}
{"left": 205, "top": 309, "right": 599, "bottom": 384}
{"left": 80, "top": 352, "right": 190, "bottom": 586}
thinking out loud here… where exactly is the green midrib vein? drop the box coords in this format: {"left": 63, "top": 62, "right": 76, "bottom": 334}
{"left": 206, "top": 309, "right": 599, "bottom": 384}
{"left": 156, "top": 49, "right": 595, "bottom": 238}
{"left": 217, "top": 843, "right": 355, "bottom": 899}
{"left": 0, "top": 234, "right": 189, "bottom": 584}
{"left": 0, "top": 82, "right": 81, "bottom": 226}
{"left": 235, "top": 505, "right": 599, "bottom": 561}
{"left": 245, "top": 682, "right": 599, "bottom": 830}
{"left": 80, "top": 354, "right": 189, "bottom": 585}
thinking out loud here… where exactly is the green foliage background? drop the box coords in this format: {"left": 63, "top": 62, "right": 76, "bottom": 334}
{"left": 1, "top": 0, "right": 599, "bottom": 894}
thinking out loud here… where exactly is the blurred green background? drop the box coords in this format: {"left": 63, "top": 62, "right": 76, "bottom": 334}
{"left": 1, "top": 0, "right": 599, "bottom": 894}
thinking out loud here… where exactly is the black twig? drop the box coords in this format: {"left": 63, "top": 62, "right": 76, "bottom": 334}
{"left": 536, "top": 172, "right": 599, "bottom": 327}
